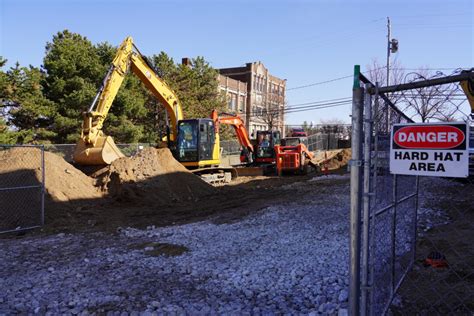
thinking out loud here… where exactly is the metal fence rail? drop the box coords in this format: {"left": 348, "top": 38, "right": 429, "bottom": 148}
{"left": 0, "top": 145, "right": 45, "bottom": 234}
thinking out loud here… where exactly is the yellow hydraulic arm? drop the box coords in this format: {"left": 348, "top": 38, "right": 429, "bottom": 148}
{"left": 74, "top": 36, "right": 184, "bottom": 165}
{"left": 460, "top": 77, "right": 474, "bottom": 117}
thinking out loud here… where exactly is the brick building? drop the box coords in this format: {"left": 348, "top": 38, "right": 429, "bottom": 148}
{"left": 217, "top": 74, "right": 247, "bottom": 116}
{"left": 218, "top": 62, "right": 286, "bottom": 137}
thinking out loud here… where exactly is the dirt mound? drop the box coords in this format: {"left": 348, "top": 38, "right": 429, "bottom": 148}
{"left": 0, "top": 147, "right": 102, "bottom": 203}
{"left": 311, "top": 149, "right": 352, "bottom": 171}
{"left": 100, "top": 147, "right": 215, "bottom": 205}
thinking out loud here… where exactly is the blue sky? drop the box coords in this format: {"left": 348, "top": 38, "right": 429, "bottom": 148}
{"left": 1, "top": 0, "right": 473, "bottom": 124}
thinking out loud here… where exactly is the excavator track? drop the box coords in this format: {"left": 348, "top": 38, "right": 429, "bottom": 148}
{"left": 190, "top": 167, "right": 237, "bottom": 185}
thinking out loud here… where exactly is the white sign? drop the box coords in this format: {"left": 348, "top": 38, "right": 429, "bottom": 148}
{"left": 390, "top": 122, "right": 470, "bottom": 178}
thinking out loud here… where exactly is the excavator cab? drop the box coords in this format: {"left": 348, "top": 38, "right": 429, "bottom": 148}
{"left": 255, "top": 130, "right": 281, "bottom": 164}
{"left": 176, "top": 118, "right": 220, "bottom": 168}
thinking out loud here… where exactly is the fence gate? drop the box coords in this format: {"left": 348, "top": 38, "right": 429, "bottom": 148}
{"left": 0, "top": 145, "right": 45, "bottom": 233}
{"left": 349, "top": 66, "right": 474, "bottom": 315}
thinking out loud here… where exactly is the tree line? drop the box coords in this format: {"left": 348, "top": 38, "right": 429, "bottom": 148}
{"left": 0, "top": 30, "right": 226, "bottom": 145}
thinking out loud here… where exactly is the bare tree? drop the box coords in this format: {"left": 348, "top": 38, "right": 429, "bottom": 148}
{"left": 366, "top": 58, "right": 405, "bottom": 104}
{"left": 318, "top": 118, "right": 351, "bottom": 139}
{"left": 255, "top": 91, "right": 285, "bottom": 131}
{"left": 366, "top": 59, "right": 459, "bottom": 123}
{"left": 400, "top": 68, "right": 458, "bottom": 122}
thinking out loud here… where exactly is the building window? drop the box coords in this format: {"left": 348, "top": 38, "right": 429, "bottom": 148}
{"left": 227, "top": 94, "right": 237, "bottom": 111}
{"left": 230, "top": 95, "right": 237, "bottom": 111}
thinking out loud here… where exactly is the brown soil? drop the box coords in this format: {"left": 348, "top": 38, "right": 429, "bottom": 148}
{"left": 1, "top": 146, "right": 349, "bottom": 235}
{"left": 129, "top": 241, "right": 189, "bottom": 257}
{"left": 0, "top": 147, "right": 102, "bottom": 203}
{"left": 98, "top": 148, "right": 215, "bottom": 205}
{"left": 311, "top": 148, "right": 351, "bottom": 170}
{"left": 38, "top": 172, "right": 349, "bottom": 234}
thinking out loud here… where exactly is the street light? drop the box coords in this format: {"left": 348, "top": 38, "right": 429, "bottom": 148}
{"left": 390, "top": 39, "right": 399, "bottom": 53}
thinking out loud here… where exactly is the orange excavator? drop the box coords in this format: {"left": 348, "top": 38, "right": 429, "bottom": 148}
{"left": 212, "top": 111, "right": 254, "bottom": 164}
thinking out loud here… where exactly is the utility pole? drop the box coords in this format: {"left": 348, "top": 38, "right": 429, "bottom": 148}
{"left": 386, "top": 17, "right": 399, "bottom": 87}
{"left": 385, "top": 17, "right": 398, "bottom": 132}
{"left": 386, "top": 17, "right": 391, "bottom": 87}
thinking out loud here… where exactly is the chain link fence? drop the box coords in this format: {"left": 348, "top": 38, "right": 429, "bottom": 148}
{"left": 349, "top": 67, "right": 474, "bottom": 315}
{"left": 220, "top": 140, "right": 242, "bottom": 156}
{"left": 0, "top": 145, "right": 45, "bottom": 234}
{"left": 43, "top": 143, "right": 158, "bottom": 163}
{"left": 307, "top": 132, "right": 351, "bottom": 151}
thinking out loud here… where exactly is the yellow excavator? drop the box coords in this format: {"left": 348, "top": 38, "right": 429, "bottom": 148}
{"left": 74, "top": 36, "right": 256, "bottom": 181}
{"left": 74, "top": 36, "right": 183, "bottom": 165}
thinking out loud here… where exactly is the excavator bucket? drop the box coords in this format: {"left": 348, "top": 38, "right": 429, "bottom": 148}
{"left": 73, "top": 136, "right": 125, "bottom": 165}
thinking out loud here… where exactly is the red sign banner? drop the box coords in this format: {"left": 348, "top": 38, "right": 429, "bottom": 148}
{"left": 393, "top": 125, "right": 465, "bottom": 149}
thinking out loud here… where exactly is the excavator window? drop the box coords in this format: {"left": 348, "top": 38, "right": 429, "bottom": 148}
{"left": 177, "top": 121, "right": 198, "bottom": 161}
{"left": 256, "top": 131, "right": 275, "bottom": 159}
{"left": 198, "top": 121, "right": 214, "bottom": 161}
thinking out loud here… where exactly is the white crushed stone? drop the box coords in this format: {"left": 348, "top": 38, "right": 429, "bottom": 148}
{"left": 0, "top": 180, "right": 350, "bottom": 314}
{"left": 307, "top": 174, "right": 350, "bottom": 182}
{"left": 0, "top": 175, "right": 455, "bottom": 314}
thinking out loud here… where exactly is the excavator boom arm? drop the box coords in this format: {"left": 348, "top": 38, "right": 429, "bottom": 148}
{"left": 214, "top": 111, "right": 254, "bottom": 153}
{"left": 74, "top": 36, "right": 183, "bottom": 165}
{"left": 130, "top": 53, "right": 183, "bottom": 140}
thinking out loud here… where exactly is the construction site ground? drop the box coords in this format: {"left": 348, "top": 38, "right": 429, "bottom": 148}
{"left": 0, "top": 147, "right": 351, "bottom": 235}
{"left": 1, "top": 162, "right": 353, "bottom": 314}
{"left": 43, "top": 171, "right": 348, "bottom": 235}
{"left": 2, "top": 147, "right": 470, "bottom": 314}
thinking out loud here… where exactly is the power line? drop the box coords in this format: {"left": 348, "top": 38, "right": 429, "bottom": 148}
{"left": 286, "top": 67, "right": 467, "bottom": 91}
{"left": 251, "top": 99, "right": 351, "bottom": 115}
{"left": 287, "top": 66, "right": 388, "bottom": 91}
{"left": 286, "top": 75, "right": 354, "bottom": 91}
{"left": 287, "top": 96, "right": 352, "bottom": 107}
{"left": 286, "top": 99, "right": 352, "bottom": 111}
{"left": 284, "top": 103, "right": 351, "bottom": 115}
{"left": 390, "top": 13, "right": 471, "bottom": 18}
{"left": 247, "top": 100, "right": 352, "bottom": 117}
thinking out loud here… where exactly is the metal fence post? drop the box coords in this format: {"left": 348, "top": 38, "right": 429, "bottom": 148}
{"left": 350, "top": 65, "right": 364, "bottom": 316}
{"left": 391, "top": 175, "right": 398, "bottom": 296}
{"left": 369, "top": 84, "right": 380, "bottom": 316}
{"left": 41, "top": 145, "right": 45, "bottom": 226}
{"left": 360, "top": 83, "right": 373, "bottom": 315}
{"left": 412, "top": 176, "right": 419, "bottom": 262}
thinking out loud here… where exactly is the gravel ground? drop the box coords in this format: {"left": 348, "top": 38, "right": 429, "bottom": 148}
{"left": 0, "top": 176, "right": 350, "bottom": 315}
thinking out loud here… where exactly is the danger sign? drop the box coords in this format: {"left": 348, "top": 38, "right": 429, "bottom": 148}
{"left": 390, "top": 122, "right": 469, "bottom": 178}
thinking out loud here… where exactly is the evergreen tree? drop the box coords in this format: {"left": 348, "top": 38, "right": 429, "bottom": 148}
{"left": 174, "top": 56, "right": 226, "bottom": 119}
{"left": 1, "top": 31, "right": 227, "bottom": 145}
{"left": 1, "top": 61, "right": 55, "bottom": 143}
{"left": 42, "top": 31, "right": 104, "bottom": 143}
{"left": 42, "top": 31, "right": 149, "bottom": 143}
